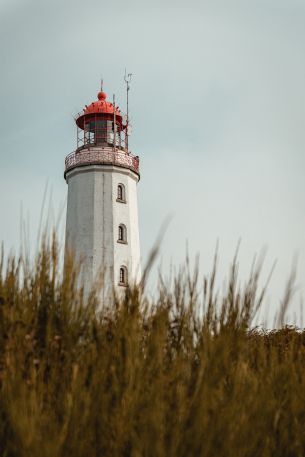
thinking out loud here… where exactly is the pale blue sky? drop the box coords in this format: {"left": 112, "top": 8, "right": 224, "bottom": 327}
{"left": 1, "top": 0, "right": 305, "bottom": 325}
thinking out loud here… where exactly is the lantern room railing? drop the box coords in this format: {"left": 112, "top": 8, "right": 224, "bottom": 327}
{"left": 76, "top": 117, "right": 129, "bottom": 151}
{"left": 64, "top": 147, "right": 140, "bottom": 177}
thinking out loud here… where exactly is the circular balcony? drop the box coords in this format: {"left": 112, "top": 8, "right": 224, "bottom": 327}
{"left": 64, "top": 147, "right": 140, "bottom": 177}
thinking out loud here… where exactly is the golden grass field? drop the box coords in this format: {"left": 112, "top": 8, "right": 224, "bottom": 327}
{"left": 0, "top": 234, "right": 304, "bottom": 457}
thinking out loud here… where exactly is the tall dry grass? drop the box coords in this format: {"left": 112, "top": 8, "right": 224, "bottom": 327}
{"left": 0, "top": 234, "right": 304, "bottom": 457}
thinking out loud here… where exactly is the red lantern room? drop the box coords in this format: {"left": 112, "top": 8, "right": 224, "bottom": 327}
{"left": 75, "top": 90, "right": 128, "bottom": 151}
{"left": 64, "top": 87, "right": 139, "bottom": 177}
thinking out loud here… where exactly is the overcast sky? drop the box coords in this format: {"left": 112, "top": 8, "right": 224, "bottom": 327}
{"left": 1, "top": 0, "right": 305, "bottom": 325}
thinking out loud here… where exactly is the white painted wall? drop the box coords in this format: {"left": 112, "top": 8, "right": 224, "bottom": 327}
{"left": 65, "top": 164, "right": 141, "bottom": 306}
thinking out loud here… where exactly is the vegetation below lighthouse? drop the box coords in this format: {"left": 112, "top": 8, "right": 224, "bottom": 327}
{"left": 0, "top": 235, "right": 304, "bottom": 456}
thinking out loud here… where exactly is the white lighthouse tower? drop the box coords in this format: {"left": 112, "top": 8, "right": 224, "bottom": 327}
{"left": 64, "top": 84, "right": 141, "bottom": 303}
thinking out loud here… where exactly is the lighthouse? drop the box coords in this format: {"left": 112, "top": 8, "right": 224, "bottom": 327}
{"left": 64, "top": 84, "right": 141, "bottom": 303}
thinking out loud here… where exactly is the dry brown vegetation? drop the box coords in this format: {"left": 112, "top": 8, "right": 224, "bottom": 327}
{"left": 0, "top": 235, "right": 304, "bottom": 457}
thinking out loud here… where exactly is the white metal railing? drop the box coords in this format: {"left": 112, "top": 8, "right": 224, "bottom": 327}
{"left": 65, "top": 147, "right": 140, "bottom": 175}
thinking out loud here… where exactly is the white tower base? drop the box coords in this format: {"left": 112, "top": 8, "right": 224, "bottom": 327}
{"left": 65, "top": 162, "right": 141, "bottom": 305}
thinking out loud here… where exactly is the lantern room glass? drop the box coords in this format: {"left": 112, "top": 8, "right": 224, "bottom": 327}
{"left": 81, "top": 118, "right": 121, "bottom": 148}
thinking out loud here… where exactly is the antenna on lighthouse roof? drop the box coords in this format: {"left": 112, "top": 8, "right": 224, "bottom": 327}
{"left": 124, "top": 69, "right": 132, "bottom": 151}
{"left": 100, "top": 77, "right": 104, "bottom": 92}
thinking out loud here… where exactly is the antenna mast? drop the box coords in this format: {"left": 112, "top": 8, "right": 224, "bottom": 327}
{"left": 124, "top": 69, "right": 132, "bottom": 151}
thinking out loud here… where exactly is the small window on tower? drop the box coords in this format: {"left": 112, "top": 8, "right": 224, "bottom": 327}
{"left": 118, "top": 224, "right": 127, "bottom": 243}
{"left": 119, "top": 266, "right": 128, "bottom": 286}
{"left": 117, "top": 184, "right": 126, "bottom": 203}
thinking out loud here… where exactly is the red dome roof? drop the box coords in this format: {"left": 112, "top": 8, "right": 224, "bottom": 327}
{"left": 76, "top": 89, "right": 124, "bottom": 130}
{"left": 82, "top": 91, "right": 121, "bottom": 117}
